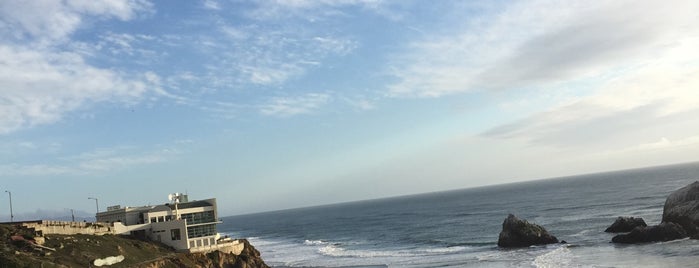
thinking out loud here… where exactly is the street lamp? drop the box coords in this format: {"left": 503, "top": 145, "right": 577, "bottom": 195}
{"left": 88, "top": 197, "right": 99, "bottom": 221}
{"left": 5, "top": 191, "right": 12, "bottom": 223}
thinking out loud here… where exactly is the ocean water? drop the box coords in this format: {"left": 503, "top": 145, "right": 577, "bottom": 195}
{"left": 219, "top": 162, "right": 699, "bottom": 267}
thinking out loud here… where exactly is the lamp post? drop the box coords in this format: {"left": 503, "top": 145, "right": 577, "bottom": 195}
{"left": 88, "top": 197, "right": 99, "bottom": 221}
{"left": 5, "top": 191, "right": 12, "bottom": 223}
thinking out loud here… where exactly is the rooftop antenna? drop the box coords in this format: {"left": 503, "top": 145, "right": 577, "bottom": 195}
{"left": 168, "top": 193, "right": 183, "bottom": 220}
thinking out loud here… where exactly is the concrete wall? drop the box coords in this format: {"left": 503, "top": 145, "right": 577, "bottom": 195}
{"left": 21, "top": 220, "right": 245, "bottom": 256}
{"left": 112, "top": 222, "right": 149, "bottom": 234}
{"left": 189, "top": 239, "right": 244, "bottom": 255}
{"left": 23, "top": 220, "right": 113, "bottom": 236}
{"left": 150, "top": 219, "right": 188, "bottom": 250}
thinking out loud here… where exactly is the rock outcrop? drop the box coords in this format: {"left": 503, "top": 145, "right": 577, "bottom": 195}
{"left": 0, "top": 223, "right": 269, "bottom": 268}
{"left": 497, "top": 214, "right": 558, "bottom": 248}
{"left": 605, "top": 217, "right": 647, "bottom": 233}
{"left": 611, "top": 222, "right": 687, "bottom": 244}
{"left": 166, "top": 241, "right": 269, "bottom": 268}
{"left": 662, "top": 181, "right": 699, "bottom": 237}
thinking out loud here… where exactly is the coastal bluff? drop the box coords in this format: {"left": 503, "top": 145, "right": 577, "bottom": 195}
{"left": 0, "top": 223, "right": 269, "bottom": 267}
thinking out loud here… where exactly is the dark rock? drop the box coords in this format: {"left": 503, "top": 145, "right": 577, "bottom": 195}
{"left": 662, "top": 181, "right": 699, "bottom": 236}
{"left": 497, "top": 214, "right": 558, "bottom": 248}
{"left": 611, "top": 222, "right": 687, "bottom": 244}
{"left": 605, "top": 216, "right": 647, "bottom": 233}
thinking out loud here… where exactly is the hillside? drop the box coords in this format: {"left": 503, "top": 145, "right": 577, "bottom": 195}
{"left": 0, "top": 224, "right": 269, "bottom": 268}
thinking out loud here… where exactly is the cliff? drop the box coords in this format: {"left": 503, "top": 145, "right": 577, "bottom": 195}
{"left": 0, "top": 224, "right": 269, "bottom": 268}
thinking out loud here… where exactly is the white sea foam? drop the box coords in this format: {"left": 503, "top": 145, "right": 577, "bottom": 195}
{"left": 303, "top": 239, "right": 326, "bottom": 245}
{"left": 317, "top": 243, "right": 470, "bottom": 258}
{"left": 423, "top": 246, "right": 470, "bottom": 253}
{"left": 569, "top": 229, "right": 590, "bottom": 237}
{"left": 533, "top": 246, "right": 577, "bottom": 268}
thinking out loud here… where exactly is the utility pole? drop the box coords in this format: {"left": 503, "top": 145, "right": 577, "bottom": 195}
{"left": 88, "top": 197, "right": 99, "bottom": 221}
{"left": 5, "top": 191, "right": 12, "bottom": 223}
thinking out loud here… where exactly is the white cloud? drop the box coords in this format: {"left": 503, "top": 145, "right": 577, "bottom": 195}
{"left": 98, "top": 32, "right": 159, "bottom": 57}
{"left": 199, "top": 24, "right": 359, "bottom": 87}
{"left": 634, "top": 137, "right": 699, "bottom": 152}
{"left": 0, "top": 140, "right": 61, "bottom": 155}
{"left": 0, "top": 0, "right": 152, "bottom": 43}
{"left": 248, "top": 0, "right": 383, "bottom": 20}
{"left": 0, "top": 0, "right": 160, "bottom": 134}
{"left": 387, "top": 0, "right": 699, "bottom": 97}
{"left": 313, "top": 36, "right": 357, "bottom": 56}
{"left": 202, "top": 0, "right": 221, "bottom": 10}
{"left": 260, "top": 93, "right": 331, "bottom": 117}
{"left": 482, "top": 64, "right": 699, "bottom": 150}
{"left": 342, "top": 95, "right": 376, "bottom": 111}
{"left": 0, "top": 145, "right": 176, "bottom": 176}
{"left": 0, "top": 45, "right": 159, "bottom": 133}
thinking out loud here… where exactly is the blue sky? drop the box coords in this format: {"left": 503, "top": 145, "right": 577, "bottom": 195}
{"left": 2, "top": 0, "right": 699, "bottom": 218}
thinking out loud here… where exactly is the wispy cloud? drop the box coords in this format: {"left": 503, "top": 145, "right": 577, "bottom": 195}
{"left": 0, "top": 145, "right": 177, "bottom": 177}
{"left": 0, "top": 46, "right": 160, "bottom": 133}
{"left": 0, "top": 0, "right": 152, "bottom": 43}
{"left": 203, "top": 26, "right": 359, "bottom": 87}
{"left": 246, "top": 0, "right": 384, "bottom": 20}
{"left": 260, "top": 93, "right": 331, "bottom": 117}
{"left": 202, "top": 0, "right": 221, "bottom": 10}
{"left": 0, "top": 0, "right": 158, "bottom": 134}
{"left": 387, "top": 0, "right": 699, "bottom": 97}
{"left": 482, "top": 64, "right": 699, "bottom": 150}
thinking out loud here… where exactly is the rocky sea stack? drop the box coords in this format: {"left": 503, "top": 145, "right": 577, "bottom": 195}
{"left": 605, "top": 216, "right": 647, "bottom": 233}
{"left": 611, "top": 181, "right": 699, "bottom": 244}
{"left": 497, "top": 214, "right": 558, "bottom": 248}
{"left": 611, "top": 222, "right": 687, "bottom": 244}
{"left": 662, "top": 181, "right": 699, "bottom": 237}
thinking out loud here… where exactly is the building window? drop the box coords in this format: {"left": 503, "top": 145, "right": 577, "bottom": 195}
{"left": 158, "top": 216, "right": 164, "bottom": 222}
{"left": 186, "top": 224, "right": 217, "bottom": 238}
{"left": 181, "top": 211, "right": 215, "bottom": 225}
{"left": 171, "top": 229, "right": 181, "bottom": 241}
{"left": 150, "top": 217, "right": 156, "bottom": 223}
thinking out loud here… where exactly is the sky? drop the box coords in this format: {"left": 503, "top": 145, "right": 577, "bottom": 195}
{"left": 1, "top": 0, "right": 699, "bottom": 219}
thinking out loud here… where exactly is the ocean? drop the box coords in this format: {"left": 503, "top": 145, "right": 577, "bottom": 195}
{"left": 219, "top": 162, "right": 699, "bottom": 267}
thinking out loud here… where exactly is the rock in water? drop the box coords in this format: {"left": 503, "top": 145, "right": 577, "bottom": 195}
{"left": 662, "top": 181, "right": 699, "bottom": 236}
{"left": 497, "top": 214, "right": 559, "bottom": 248}
{"left": 611, "top": 222, "right": 687, "bottom": 243}
{"left": 605, "top": 217, "right": 647, "bottom": 233}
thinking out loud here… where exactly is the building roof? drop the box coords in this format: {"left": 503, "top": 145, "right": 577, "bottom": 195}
{"left": 166, "top": 199, "right": 214, "bottom": 210}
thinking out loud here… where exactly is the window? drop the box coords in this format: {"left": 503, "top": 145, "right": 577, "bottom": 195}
{"left": 158, "top": 216, "right": 164, "bottom": 222}
{"left": 180, "top": 211, "right": 215, "bottom": 225}
{"left": 171, "top": 228, "right": 181, "bottom": 241}
{"left": 187, "top": 224, "right": 217, "bottom": 238}
{"left": 150, "top": 217, "right": 156, "bottom": 223}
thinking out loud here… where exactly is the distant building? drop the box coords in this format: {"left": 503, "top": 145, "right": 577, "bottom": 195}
{"left": 96, "top": 194, "right": 238, "bottom": 253}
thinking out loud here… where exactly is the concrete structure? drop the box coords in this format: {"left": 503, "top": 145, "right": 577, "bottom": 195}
{"left": 21, "top": 220, "right": 113, "bottom": 236}
{"left": 95, "top": 194, "right": 240, "bottom": 253}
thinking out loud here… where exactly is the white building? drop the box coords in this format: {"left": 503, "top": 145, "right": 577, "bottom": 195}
{"left": 96, "top": 194, "right": 240, "bottom": 253}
